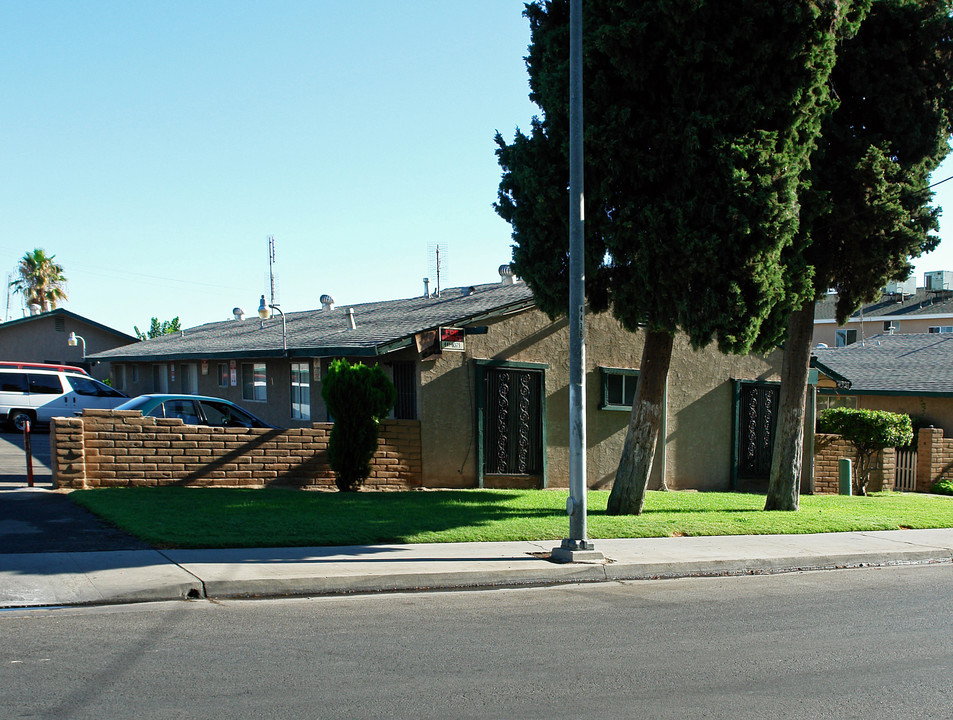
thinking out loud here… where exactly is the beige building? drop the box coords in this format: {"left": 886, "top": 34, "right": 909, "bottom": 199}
{"left": 90, "top": 272, "right": 785, "bottom": 491}
{"left": 0, "top": 308, "right": 137, "bottom": 381}
{"left": 813, "top": 332, "right": 953, "bottom": 436}
{"left": 814, "top": 273, "right": 953, "bottom": 348}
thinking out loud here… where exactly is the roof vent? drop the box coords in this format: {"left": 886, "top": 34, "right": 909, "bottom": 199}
{"left": 320, "top": 294, "right": 335, "bottom": 311}
{"left": 423, "top": 278, "right": 431, "bottom": 298}
{"left": 232, "top": 307, "right": 245, "bottom": 320}
{"left": 346, "top": 307, "right": 356, "bottom": 330}
{"left": 499, "top": 264, "right": 516, "bottom": 285}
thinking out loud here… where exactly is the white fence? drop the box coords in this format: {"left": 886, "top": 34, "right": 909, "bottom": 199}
{"left": 895, "top": 448, "right": 917, "bottom": 492}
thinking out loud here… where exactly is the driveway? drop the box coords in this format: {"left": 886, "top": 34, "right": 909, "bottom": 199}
{"left": 0, "top": 431, "right": 150, "bottom": 553}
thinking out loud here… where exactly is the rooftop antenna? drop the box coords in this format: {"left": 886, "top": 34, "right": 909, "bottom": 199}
{"left": 267, "top": 235, "right": 277, "bottom": 307}
{"left": 4, "top": 272, "right": 11, "bottom": 322}
{"left": 427, "top": 243, "right": 447, "bottom": 298}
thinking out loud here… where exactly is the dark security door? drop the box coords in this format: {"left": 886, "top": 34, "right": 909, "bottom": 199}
{"left": 483, "top": 367, "right": 543, "bottom": 475}
{"left": 738, "top": 383, "right": 779, "bottom": 478}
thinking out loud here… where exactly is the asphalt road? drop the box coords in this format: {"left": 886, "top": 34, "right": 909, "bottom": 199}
{"left": 2, "top": 564, "right": 952, "bottom": 719}
{"left": 0, "top": 431, "right": 149, "bottom": 553}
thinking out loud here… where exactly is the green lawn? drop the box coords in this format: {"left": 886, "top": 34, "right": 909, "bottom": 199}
{"left": 67, "top": 487, "right": 953, "bottom": 549}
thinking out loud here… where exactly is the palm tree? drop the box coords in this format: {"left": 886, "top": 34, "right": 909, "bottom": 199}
{"left": 10, "top": 248, "right": 68, "bottom": 313}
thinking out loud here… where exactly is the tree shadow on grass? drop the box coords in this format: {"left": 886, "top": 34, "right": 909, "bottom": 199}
{"left": 68, "top": 487, "right": 571, "bottom": 550}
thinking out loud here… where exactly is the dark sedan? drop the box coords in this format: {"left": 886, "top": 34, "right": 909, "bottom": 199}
{"left": 113, "top": 394, "right": 275, "bottom": 428}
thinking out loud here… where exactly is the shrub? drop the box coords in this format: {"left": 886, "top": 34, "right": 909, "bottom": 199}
{"left": 817, "top": 408, "right": 913, "bottom": 496}
{"left": 931, "top": 479, "right": 953, "bottom": 496}
{"left": 321, "top": 359, "right": 396, "bottom": 492}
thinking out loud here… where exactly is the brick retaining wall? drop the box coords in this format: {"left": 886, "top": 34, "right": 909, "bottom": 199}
{"left": 813, "top": 433, "right": 895, "bottom": 494}
{"left": 52, "top": 410, "right": 422, "bottom": 490}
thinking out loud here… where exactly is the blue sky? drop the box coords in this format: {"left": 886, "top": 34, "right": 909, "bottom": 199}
{"left": 3, "top": 1, "right": 953, "bottom": 336}
{"left": 1, "top": 1, "right": 537, "bottom": 334}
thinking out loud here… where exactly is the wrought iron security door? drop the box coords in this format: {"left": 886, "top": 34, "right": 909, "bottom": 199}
{"left": 738, "top": 383, "right": 779, "bottom": 478}
{"left": 483, "top": 367, "right": 543, "bottom": 475}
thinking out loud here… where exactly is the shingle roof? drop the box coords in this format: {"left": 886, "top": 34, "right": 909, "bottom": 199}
{"left": 815, "top": 288, "right": 953, "bottom": 321}
{"left": 813, "top": 333, "right": 953, "bottom": 395}
{"left": 89, "top": 282, "right": 536, "bottom": 362}
{"left": 0, "top": 308, "right": 137, "bottom": 341}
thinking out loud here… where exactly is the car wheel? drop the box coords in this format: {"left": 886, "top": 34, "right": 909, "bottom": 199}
{"left": 8, "top": 410, "right": 34, "bottom": 432}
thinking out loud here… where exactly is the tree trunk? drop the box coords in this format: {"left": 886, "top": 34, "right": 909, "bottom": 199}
{"left": 764, "top": 303, "right": 815, "bottom": 512}
{"left": 606, "top": 330, "right": 674, "bottom": 516}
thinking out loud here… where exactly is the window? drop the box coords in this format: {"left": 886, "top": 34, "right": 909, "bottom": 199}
{"left": 928, "top": 326, "right": 953, "bottom": 333}
{"left": 180, "top": 364, "right": 197, "bottom": 394}
{"left": 392, "top": 362, "right": 417, "bottom": 419}
{"left": 600, "top": 367, "right": 639, "bottom": 410}
{"left": 27, "top": 374, "right": 64, "bottom": 394}
{"left": 0, "top": 373, "right": 27, "bottom": 393}
{"left": 242, "top": 362, "right": 267, "bottom": 402}
{"left": 883, "top": 321, "right": 899, "bottom": 332}
{"left": 835, "top": 329, "right": 858, "bottom": 347}
{"left": 152, "top": 364, "right": 168, "bottom": 393}
{"left": 217, "top": 363, "right": 229, "bottom": 387}
{"left": 290, "top": 362, "right": 310, "bottom": 421}
{"left": 816, "top": 395, "right": 858, "bottom": 412}
{"left": 67, "top": 376, "right": 124, "bottom": 397}
{"left": 158, "top": 399, "right": 201, "bottom": 425}
{"left": 200, "top": 400, "right": 263, "bottom": 428}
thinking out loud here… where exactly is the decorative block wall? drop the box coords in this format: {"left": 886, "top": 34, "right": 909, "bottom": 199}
{"left": 812, "top": 433, "right": 895, "bottom": 494}
{"left": 916, "top": 426, "right": 953, "bottom": 493}
{"left": 52, "top": 410, "right": 422, "bottom": 491}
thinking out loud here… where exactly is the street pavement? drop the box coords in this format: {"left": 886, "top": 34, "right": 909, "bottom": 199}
{"left": 1, "top": 431, "right": 952, "bottom": 610}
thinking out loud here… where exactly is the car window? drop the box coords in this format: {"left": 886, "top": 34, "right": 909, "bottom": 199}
{"left": 0, "top": 373, "right": 28, "bottom": 393}
{"left": 27, "top": 374, "right": 64, "bottom": 394}
{"left": 162, "top": 399, "right": 202, "bottom": 425}
{"left": 200, "top": 400, "right": 258, "bottom": 428}
{"left": 67, "top": 376, "right": 126, "bottom": 397}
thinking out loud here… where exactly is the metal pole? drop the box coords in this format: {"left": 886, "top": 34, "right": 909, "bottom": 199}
{"left": 554, "top": 0, "right": 600, "bottom": 562}
{"left": 24, "top": 419, "right": 33, "bottom": 488}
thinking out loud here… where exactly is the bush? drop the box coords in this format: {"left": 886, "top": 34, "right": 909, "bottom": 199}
{"left": 931, "top": 479, "right": 953, "bottom": 496}
{"left": 817, "top": 408, "right": 913, "bottom": 496}
{"left": 321, "top": 359, "right": 396, "bottom": 492}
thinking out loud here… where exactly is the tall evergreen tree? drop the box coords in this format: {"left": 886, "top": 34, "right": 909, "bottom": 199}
{"left": 765, "top": 0, "right": 953, "bottom": 511}
{"left": 10, "top": 248, "right": 68, "bottom": 313}
{"left": 496, "top": 0, "right": 864, "bottom": 514}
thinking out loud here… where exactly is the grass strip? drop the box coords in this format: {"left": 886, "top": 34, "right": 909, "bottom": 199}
{"left": 68, "top": 487, "right": 953, "bottom": 549}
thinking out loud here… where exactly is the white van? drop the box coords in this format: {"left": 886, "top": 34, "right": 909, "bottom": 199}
{"left": 0, "top": 363, "right": 129, "bottom": 431}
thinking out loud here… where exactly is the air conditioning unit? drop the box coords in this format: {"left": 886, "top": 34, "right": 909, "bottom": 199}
{"left": 883, "top": 278, "right": 917, "bottom": 295}
{"left": 924, "top": 271, "right": 953, "bottom": 291}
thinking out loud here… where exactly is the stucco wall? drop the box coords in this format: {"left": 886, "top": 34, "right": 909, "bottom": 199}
{"left": 850, "top": 394, "right": 953, "bottom": 438}
{"left": 0, "top": 315, "right": 133, "bottom": 381}
{"left": 418, "top": 307, "right": 781, "bottom": 491}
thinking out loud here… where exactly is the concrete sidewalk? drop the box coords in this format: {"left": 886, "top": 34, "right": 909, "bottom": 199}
{"left": 3, "top": 528, "right": 953, "bottom": 609}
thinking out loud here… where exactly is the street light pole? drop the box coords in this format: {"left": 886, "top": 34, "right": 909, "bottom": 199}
{"left": 67, "top": 332, "right": 86, "bottom": 360}
{"left": 553, "top": 0, "right": 603, "bottom": 564}
{"left": 258, "top": 295, "right": 286, "bottom": 353}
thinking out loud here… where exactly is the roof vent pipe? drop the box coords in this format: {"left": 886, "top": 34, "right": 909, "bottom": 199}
{"left": 346, "top": 307, "right": 356, "bottom": 330}
{"left": 320, "top": 294, "right": 335, "bottom": 311}
{"left": 499, "top": 264, "right": 516, "bottom": 285}
{"left": 423, "top": 278, "right": 430, "bottom": 297}
{"left": 232, "top": 307, "right": 245, "bottom": 320}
